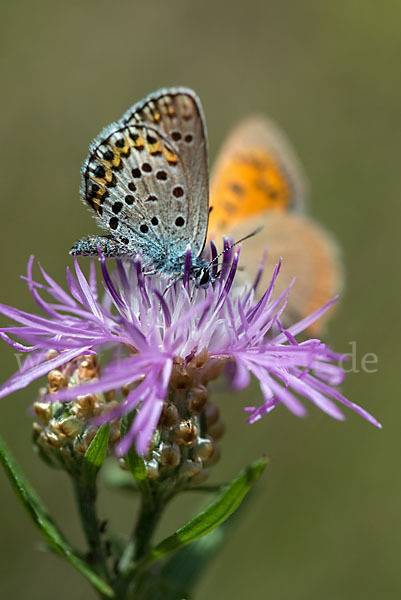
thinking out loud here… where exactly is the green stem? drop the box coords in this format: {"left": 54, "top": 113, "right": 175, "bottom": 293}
{"left": 134, "top": 497, "right": 163, "bottom": 562}
{"left": 116, "top": 495, "right": 163, "bottom": 599}
{"left": 119, "top": 497, "right": 162, "bottom": 574}
{"left": 73, "top": 476, "right": 111, "bottom": 589}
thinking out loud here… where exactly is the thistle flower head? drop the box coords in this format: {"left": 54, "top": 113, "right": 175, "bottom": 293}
{"left": 0, "top": 241, "right": 381, "bottom": 455}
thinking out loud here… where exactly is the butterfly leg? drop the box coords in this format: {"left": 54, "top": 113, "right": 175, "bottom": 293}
{"left": 162, "top": 276, "right": 183, "bottom": 296}
{"left": 69, "top": 235, "right": 131, "bottom": 258}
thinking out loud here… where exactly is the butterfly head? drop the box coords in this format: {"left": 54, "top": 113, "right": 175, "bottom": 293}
{"left": 193, "top": 265, "right": 213, "bottom": 288}
{"left": 181, "top": 245, "right": 215, "bottom": 289}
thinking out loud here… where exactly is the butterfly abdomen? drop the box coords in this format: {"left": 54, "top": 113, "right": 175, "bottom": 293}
{"left": 69, "top": 235, "right": 131, "bottom": 258}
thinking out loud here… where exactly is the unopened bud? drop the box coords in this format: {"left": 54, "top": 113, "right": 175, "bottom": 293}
{"left": 104, "top": 390, "right": 115, "bottom": 403}
{"left": 145, "top": 458, "right": 159, "bottom": 479}
{"left": 179, "top": 457, "right": 203, "bottom": 479}
{"left": 189, "top": 348, "right": 210, "bottom": 369}
{"left": 70, "top": 394, "right": 98, "bottom": 419}
{"left": 42, "top": 430, "right": 64, "bottom": 448}
{"left": 170, "top": 367, "right": 194, "bottom": 390}
{"left": 33, "top": 401, "right": 52, "bottom": 424}
{"left": 58, "top": 416, "right": 83, "bottom": 438}
{"left": 78, "top": 355, "right": 99, "bottom": 380}
{"left": 159, "top": 442, "right": 181, "bottom": 467}
{"left": 204, "top": 443, "right": 221, "bottom": 467}
{"left": 159, "top": 404, "right": 179, "bottom": 428}
{"left": 174, "top": 420, "right": 198, "bottom": 446}
{"left": 189, "top": 386, "right": 209, "bottom": 414}
{"left": 47, "top": 369, "right": 67, "bottom": 393}
{"left": 193, "top": 438, "right": 214, "bottom": 462}
{"left": 109, "top": 423, "right": 121, "bottom": 445}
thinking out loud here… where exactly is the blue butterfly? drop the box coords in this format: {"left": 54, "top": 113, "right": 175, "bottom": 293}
{"left": 70, "top": 87, "right": 215, "bottom": 286}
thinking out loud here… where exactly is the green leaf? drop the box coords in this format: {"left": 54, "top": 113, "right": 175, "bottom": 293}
{"left": 120, "top": 413, "right": 153, "bottom": 506}
{"left": 140, "top": 457, "right": 267, "bottom": 569}
{"left": 81, "top": 424, "right": 110, "bottom": 487}
{"left": 0, "top": 434, "right": 114, "bottom": 598}
{"left": 154, "top": 523, "right": 226, "bottom": 599}
{"left": 156, "top": 486, "right": 258, "bottom": 599}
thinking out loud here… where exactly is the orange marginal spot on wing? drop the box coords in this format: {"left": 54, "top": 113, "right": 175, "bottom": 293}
{"left": 147, "top": 140, "right": 163, "bottom": 155}
{"left": 164, "top": 146, "right": 178, "bottom": 164}
{"left": 131, "top": 135, "right": 145, "bottom": 151}
{"left": 209, "top": 147, "right": 291, "bottom": 237}
{"left": 104, "top": 149, "right": 121, "bottom": 170}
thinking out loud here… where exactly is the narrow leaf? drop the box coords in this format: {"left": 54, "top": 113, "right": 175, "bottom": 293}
{"left": 155, "top": 485, "right": 257, "bottom": 599}
{"left": 140, "top": 457, "right": 267, "bottom": 568}
{"left": 0, "top": 435, "right": 114, "bottom": 598}
{"left": 154, "top": 524, "right": 226, "bottom": 599}
{"left": 81, "top": 424, "right": 110, "bottom": 487}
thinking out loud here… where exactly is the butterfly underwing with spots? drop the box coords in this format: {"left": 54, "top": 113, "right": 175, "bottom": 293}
{"left": 208, "top": 115, "right": 344, "bottom": 334}
{"left": 70, "top": 87, "right": 213, "bottom": 285}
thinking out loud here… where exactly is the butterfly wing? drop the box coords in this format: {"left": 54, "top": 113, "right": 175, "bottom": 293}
{"left": 80, "top": 88, "right": 209, "bottom": 266}
{"left": 226, "top": 213, "right": 344, "bottom": 334}
{"left": 208, "top": 115, "right": 307, "bottom": 237}
{"left": 209, "top": 116, "right": 343, "bottom": 333}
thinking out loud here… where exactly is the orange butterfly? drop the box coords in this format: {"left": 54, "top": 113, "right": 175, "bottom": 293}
{"left": 208, "top": 116, "right": 344, "bottom": 334}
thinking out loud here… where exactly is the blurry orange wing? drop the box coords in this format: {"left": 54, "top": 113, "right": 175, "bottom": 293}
{"left": 225, "top": 213, "right": 344, "bottom": 335}
{"left": 209, "top": 116, "right": 307, "bottom": 237}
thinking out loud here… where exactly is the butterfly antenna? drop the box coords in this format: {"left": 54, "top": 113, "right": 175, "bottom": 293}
{"left": 208, "top": 227, "right": 263, "bottom": 266}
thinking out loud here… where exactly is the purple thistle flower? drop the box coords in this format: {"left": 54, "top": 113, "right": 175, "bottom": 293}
{"left": 0, "top": 243, "right": 381, "bottom": 455}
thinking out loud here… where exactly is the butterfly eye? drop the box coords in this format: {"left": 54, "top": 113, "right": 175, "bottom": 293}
{"left": 198, "top": 268, "right": 210, "bottom": 287}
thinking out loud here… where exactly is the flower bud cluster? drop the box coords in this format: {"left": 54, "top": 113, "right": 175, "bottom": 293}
{"left": 33, "top": 352, "right": 119, "bottom": 468}
{"left": 125, "top": 349, "right": 227, "bottom": 486}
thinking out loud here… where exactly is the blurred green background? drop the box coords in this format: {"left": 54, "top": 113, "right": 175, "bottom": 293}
{"left": 0, "top": 1, "right": 400, "bottom": 598}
